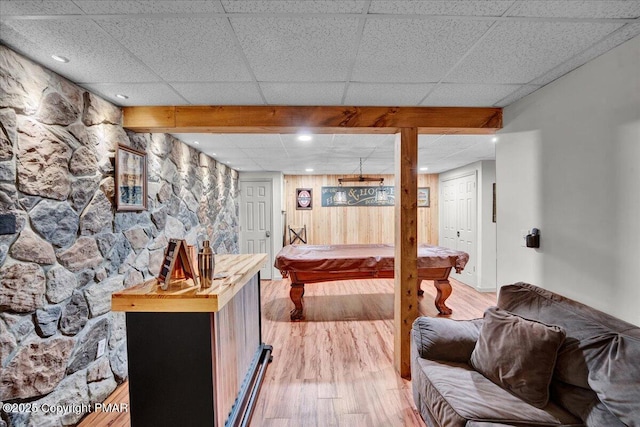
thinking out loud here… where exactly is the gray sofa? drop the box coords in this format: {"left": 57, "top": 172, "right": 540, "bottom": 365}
{"left": 411, "top": 282, "right": 640, "bottom": 426}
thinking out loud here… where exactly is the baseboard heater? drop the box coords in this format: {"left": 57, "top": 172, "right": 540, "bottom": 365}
{"left": 226, "top": 344, "right": 273, "bottom": 427}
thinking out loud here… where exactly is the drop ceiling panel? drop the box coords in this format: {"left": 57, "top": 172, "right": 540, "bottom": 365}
{"left": 96, "top": 17, "right": 253, "bottom": 82}
{"left": 74, "top": 1, "right": 225, "bottom": 14}
{"left": 508, "top": 1, "right": 640, "bottom": 19}
{"left": 330, "top": 134, "right": 393, "bottom": 148}
{"left": 352, "top": 18, "right": 494, "bottom": 82}
{"left": 172, "top": 82, "right": 264, "bottom": 105}
{"left": 344, "top": 83, "right": 435, "bottom": 106}
{"left": 0, "top": 19, "right": 159, "bottom": 83}
{"left": 82, "top": 83, "right": 188, "bottom": 106}
{"left": 260, "top": 82, "right": 345, "bottom": 105}
{"left": 530, "top": 22, "right": 640, "bottom": 87}
{"left": 422, "top": 83, "right": 522, "bottom": 107}
{"left": 368, "top": 1, "right": 514, "bottom": 16}
{"left": 218, "top": 134, "right": 284, "bottom": 149}
{"left": 0, "top": 1, "right": 83, "bottom": 15}
{"left": 221, "top": 0, "right": 367, "bottom": 14}
{"left": 447, "top": 21, "right": 624, "bottom": 84}
{"left": 279, "top": 133, "right": 335, "bottom": 145}
{"left": 230, "top": 17, "right": 361, "bottom": 81}
{"left": 495, "top": 84, "right": 541, "bottom": 107}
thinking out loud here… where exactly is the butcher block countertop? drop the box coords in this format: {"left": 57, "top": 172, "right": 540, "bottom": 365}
{"left": 111, "top": 253, "right": 267, "bottom": 313}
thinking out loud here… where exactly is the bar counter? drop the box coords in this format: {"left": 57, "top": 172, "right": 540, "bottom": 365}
{"left": 112, "top": 253, "right": 271, "bottom": 427}
{"left": 112, "top": 253, "right": 266, "bottom": 312}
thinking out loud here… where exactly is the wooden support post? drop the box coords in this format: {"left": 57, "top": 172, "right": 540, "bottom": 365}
{"left": 394, "top": 128, "right": 419, "bottom": 379}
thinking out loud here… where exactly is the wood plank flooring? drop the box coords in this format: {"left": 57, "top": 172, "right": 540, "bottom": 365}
{"left": 79, "top": 278, "right": 496, "bottom": 427}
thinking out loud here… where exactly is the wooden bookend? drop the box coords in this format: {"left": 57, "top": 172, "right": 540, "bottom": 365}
{"left": 158, "top": 239, "right": 199, "bottom": 290}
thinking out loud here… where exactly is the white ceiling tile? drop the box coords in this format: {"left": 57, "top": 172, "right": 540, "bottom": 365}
{"left": 422, "top": 83, "right": 522, "bottom": 106}
{"left": 75, "top": 1, "right": 225, "bottom": 14}
{"left": 508, "top": 1, "right": 640, "bottom": 19}
{"left": 368, "top": 0, "right": 514, "bottom": 16}
{"left": 96, "top": 16, "right": 253, "bottom": 82}
{"left": 172, "top": 82, "right": 264, "bottom": 105}
{"left": 344, "top": 83, "right": 435, "bottom": 105}
{"left": 221, "top": 134, "right": 283, "bottom": 149}
{"left": 82, "top": 83, "right": 188, "bottom": 106}
{"left": 352, "top": 18, "right": 493, "bottom": 82}
{"left": 0, "top": 19, "right": 159, "bottom": 83}
{"left": 530, "top": 22, "right": 640, "bottom": 87}
{"left": 279, "top": 134, "right": 335, "bottom": 145}
{"left": 447, "top": 21, "right": 623, "bottom": 84}
{"left": 260, "top": 82, "right": 345, "bottom": 105}
{"left": 243, "top": 148, "right": 290, "bottom": 159}
{"left": 230, "top": 16, "right": 361, "bottom": 81}
{"left": 494, "top": 84, "right": 541, "bottom": 107}
{"left": 221, "top": 0, "right": 367, "bottom": 14}
{"left": 0, "top": 1, "right": 84, "bottom": 15}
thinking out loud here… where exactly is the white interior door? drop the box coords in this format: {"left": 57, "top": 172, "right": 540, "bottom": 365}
{"left": 240, "top": 180, "right": 273, "bottom": 279}
{"left": 441, "top": 173, "right": 477, "bottom": 287}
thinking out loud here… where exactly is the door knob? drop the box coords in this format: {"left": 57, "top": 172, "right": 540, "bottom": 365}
{"left": 266, "top": 230, "right": 271, "bottom": 238}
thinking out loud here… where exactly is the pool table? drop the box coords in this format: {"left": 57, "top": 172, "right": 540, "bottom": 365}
{"left": 274, "top": 243, "right": 469, "bottom": 321}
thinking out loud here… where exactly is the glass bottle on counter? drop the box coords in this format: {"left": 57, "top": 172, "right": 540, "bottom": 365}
{"left": 198, "top": 240, "right": 214, "bottom": 288}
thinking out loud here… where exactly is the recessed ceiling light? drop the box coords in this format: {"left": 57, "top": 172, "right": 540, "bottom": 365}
{"left": 492, "top": 137, "right": 498, "bottom": 143}
{"left": 305, "top": 168, "right": 314, "bottom": 172}
{"left": 297, "top": 134, "right": 312, "bottom": 142}
{"left": 51, "top": 55, "right": 69, "bottom": 63}
{"left": 210, "top": 152, "right": 216, "bottom": 156}
{"left": 420, "top": 167, "right": 429, "bottom": 171}
{"left": 193, "top": 141, "right": 200, "bottom": 145}
{"left": 115, "top": 94, "right": 129, "bottom": 100}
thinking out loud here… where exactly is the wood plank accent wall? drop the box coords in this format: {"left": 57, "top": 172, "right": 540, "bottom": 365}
{"left": 284, "top": 174, "right": 439, "bottom": 245}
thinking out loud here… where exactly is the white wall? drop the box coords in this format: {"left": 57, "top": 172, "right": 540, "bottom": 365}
{"left": 439, "top": 160, "right": 497, "bottom": 292}
{"left": 497, "top": 35, "right": 640, "bottom": 326}
{"left": 239, "top": 171, "right": 285, "bottom": 280}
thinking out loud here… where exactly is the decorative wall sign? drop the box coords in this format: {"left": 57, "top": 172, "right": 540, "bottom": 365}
{"left": 418, "top": 187, "right": 430, "bottom": 207}
{"left": 115, "top": 144, "right": 147, "bottom": 211}
{"left": 296, "top": 188, "right": 312, "bottom": 210}
{"left": 321, "top": 186, "right": 395, "bottom": 207}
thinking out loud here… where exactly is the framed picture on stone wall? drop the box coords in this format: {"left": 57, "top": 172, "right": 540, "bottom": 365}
{"left": 115, "top": 144, "right": 147, "bottom": 211}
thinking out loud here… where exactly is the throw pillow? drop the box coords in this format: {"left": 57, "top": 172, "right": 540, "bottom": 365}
{"left": 470, "top": 306, "right": 566, "bottom": 408}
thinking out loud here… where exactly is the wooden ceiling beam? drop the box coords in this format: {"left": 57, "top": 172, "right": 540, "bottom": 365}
{"left": 122, "top": 105, "right": 502, "bottom": 134}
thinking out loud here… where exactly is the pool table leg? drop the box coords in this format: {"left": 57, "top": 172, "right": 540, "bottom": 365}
{"left": 290, "top": 283, "right": 305, "bottom": 321}
{"left": 434, "top": 280, "right": 453, "bottom": 315}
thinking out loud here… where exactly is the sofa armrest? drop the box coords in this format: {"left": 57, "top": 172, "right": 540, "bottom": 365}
{"left": 411, "top": 316, "right": 482, "bottom": 363}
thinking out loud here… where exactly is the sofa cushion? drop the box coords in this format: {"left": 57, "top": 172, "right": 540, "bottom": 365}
{"left": 550, "top": 381, "right": 625, "bottom": 427}
{"left": 470, "top": 307, "right": 566, "bottom": 408}
{"left": 414, "top": 358, "right": 583, "bottom": 427}
{"left": 498, "top": 283, "right": 640, "bottom": 425}
{"left": 412, "top": 317, "right": 482, "bottom": 363}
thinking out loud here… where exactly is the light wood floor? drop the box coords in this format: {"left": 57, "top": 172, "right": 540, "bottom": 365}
{"left": 79, "top": 278, "right": 496, "bottom": 427}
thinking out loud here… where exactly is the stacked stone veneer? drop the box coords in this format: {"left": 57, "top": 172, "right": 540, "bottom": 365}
{"left": 0, "top": 46, "right": 239, "bottom": 426}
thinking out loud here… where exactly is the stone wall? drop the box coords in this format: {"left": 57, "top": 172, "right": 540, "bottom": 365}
{"left": 0, "top": 45, "right": 239, "bottom": 426}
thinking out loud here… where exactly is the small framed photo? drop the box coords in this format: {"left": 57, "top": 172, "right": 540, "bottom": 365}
{"left": 296, "top": 188, "right": 312, "bottom": 210}
{"left": 418, "top": 187, "right": 430, "bottom": 207}
{"left": 115, "top": 144, "right": 147, "bottom": 211}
